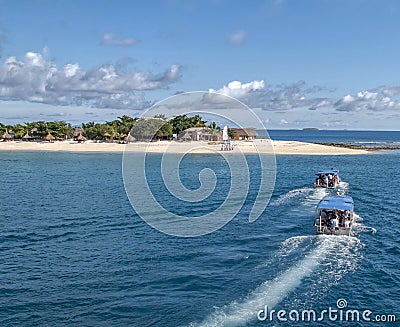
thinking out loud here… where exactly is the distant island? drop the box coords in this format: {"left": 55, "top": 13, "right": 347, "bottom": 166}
{"left": 302, "top": 127, "right": 320, "bottom": 131}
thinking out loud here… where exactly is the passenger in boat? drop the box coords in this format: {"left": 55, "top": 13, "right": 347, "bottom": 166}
{"left": 324, "top": 175, "right": 329, "bottom": 187}
{"left": 325, "top": 212, "right": 332, "bottom": 228}
{"left": 344, "top": 219, "right": 350, "bottom": 228}
{"left": 331, "top": 214, "right": 339, "bottom": 230}
{"left": 331, "top": 217, "right": 338, "bottom": 230}
{"left": 338, "top": 211, "right": 344, "bottom": 227}
{"left": 328, "top": 174, "right": 333, "bottom": 187}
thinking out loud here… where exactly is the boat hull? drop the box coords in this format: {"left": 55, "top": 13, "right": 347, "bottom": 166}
{"left": 315, "top": 226, "right": 352, "bottom": 236}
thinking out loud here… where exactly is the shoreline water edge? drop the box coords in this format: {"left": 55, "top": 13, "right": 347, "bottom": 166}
{"left": 0, "top": 139, "right": 370, "bottom": 155}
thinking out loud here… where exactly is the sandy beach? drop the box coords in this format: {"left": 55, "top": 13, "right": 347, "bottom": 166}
{"left": 0, "top": 139, "right": 370, "bottom": 155}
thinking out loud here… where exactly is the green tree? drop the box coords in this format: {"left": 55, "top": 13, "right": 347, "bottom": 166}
{"left": 116, "top": 115, "right": 138, "bottom": 136}
{"left": 130, "top": 118, "right": 170, "bottom": 141}
{"left": 11, "top": 124, "right": 27, "bottom": 139}
{"left": 228, "top": 128, "right": 237, "bottom": 139}
{"left": 190, "top": 114, "right": 207, "bottom": 127}
{"left": 208, "top": 121, "right": 221, "bottom": 131}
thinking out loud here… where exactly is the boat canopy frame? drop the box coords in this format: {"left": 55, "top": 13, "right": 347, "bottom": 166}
{"left": 317, "top": 196, "right": 354, "bottom": 211}
{"left": 315, "top": 169, "right": 339, "bottom": 176}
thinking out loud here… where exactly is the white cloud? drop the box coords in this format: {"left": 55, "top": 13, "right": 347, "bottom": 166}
{"left": 334, "top": 87, "right": 400, "bottom": 112}
{"left": 210, "top": 79, "right": 331, "bottom": 111}
{"left": 0, "top": 51, "right": 181, "bottom": 109}
{"left": 209, "top": 80, "right": 265, "bottom": 98}
{"left": 382, "top": 86, "right": 400, "bottom": 97}
{"left": 228, "top": 30, "right": 247, "bottom": 45}
{"left": 101, "top": 33, "right": 138, "bottom": 46}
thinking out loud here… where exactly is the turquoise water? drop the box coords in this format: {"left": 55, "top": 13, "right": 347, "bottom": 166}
{"left": 0, "top": 151, "right": 399, "bottom": 326}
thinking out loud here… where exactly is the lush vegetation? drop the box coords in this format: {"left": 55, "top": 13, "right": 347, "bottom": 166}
{"left": 0, "top": 114, "right": 222, "bottom": 142}
{"left": 0, "top": 120, "right": 74, "bottom": 139}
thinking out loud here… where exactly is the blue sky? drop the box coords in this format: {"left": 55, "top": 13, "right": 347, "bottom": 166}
{"left": 0, "top": 0, "right": 400, "bottom": 129}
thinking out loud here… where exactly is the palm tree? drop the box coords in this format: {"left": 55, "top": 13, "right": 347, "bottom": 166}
{"left": 228, "top": 128, "right": 237, "bottom": 139}
{"left": 190, "top": 114, "right": 207, "bottom": 127}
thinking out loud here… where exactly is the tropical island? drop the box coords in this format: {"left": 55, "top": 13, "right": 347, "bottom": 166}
{"left": 0, "top": 114, "right": 369, "bottom": 155}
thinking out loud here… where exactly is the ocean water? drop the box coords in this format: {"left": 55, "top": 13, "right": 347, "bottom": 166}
{"left": 264, "top": 129, "right": 400, "bottom": 149}
{"left": 0, "top": 149, "right": 399, "bottom": 326}
{"left": 264, "top": 129, "right": 400, "bottom": 143}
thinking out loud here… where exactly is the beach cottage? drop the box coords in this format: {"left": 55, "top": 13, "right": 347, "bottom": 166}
{"left": 178, "top": 127, "right": 222, "bottom": 142}
{"left": 230, "top": 128, "right": 258, "bottom": 140}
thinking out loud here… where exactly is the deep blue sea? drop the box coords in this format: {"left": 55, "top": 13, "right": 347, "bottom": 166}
{"left": 264, "top": 129, "right": 400, "bottom": 142}
{"left": 1, "top": 131, "right": 399, "bottom": 326}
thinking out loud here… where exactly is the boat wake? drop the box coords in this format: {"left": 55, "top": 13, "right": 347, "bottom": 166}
{"left": 269, "top": 187, "right": 313, "bottom": 207}
{"left": 352, "top": 213, "right": 377, "bottom": 235}
{"left": 269, "top": 184, "right": 345, "bottom": 209}
{"left": 300, "top": 187, "right": 329, "bottom": 207}
{"left": 190, "top": 235, "right": 363, "bottom": 327}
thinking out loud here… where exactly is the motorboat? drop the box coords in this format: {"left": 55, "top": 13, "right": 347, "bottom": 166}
{"left": 314, "top": 195, "right": 354, "bottom": 236}
{"left": 314, "top": 169, "right": 340, "bottom": 188}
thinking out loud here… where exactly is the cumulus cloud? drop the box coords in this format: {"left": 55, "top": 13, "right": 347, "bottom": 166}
{"left": 209, "top": 80, "right": 265, "bottom": 98}
{"left": 0, "top": 51, "right": 181, "bottom": 109}
{"left": 228, "top": 30, "right": 247, "bottom": 45}
{"left": 101, "top": 33, "right": 138, "bottom": 46}
{"left": 334, "top": 87, "right": 400, "bottom": 112}
{"left": 210, "top": 79, "right": 331, "bottom": 111}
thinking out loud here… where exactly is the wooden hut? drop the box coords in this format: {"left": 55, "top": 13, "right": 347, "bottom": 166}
{"left": 230, "top": 128, "right": 258, "bottom": 140}
{"left": 76, "top": 133, "right": 87, "bottom": 143}
{"left": 1, "top": 130, "right": 12, "bottom": 142}
{"left": 73, "top": 127, "right": 84, "bottom": 138}
{"left": 180, "top": 131, "right": 192, "bottom": 142}
{"left": 178, "top": 127, "right": 222, "bottom": 142}
{"left": 45, "top": 132, "right": 55, "bottom": 143}
{"left": 22, "top": 132, "right": 32, "bottom": 142}
{"left": 125, "top": 133, "right": 135, "bottom": 144}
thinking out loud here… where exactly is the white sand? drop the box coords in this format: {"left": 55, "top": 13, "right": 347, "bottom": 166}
{"left": 0, "top": 139, "right": 369, "bottom": 155}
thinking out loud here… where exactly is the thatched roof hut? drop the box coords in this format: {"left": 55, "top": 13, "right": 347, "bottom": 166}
{"left": 76, "top": 133, "right": 87, "bottom": 143}
{"left": 125, "top": 133, "right": 135, "bottom": 144}
{"left": 230, "top": 128, "right": 258, "bottom": 140}
{"left": 45, "top": 132, "right": 55, "bottom": 142}
{"left": 73, "top": 127, "right": 84, "bottom": 137}
{"left": 22, "top": 132, "right": 32, "bottom": 141}
{"left": 2, "top": 130, "right": 12, "bottom": 141}
{"left": 180, "top": 131, "right": 192, "bottom": 142}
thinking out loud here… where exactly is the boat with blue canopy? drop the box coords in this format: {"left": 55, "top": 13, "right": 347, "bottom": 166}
{"left": 314, "top": 195, "right": 354, "bottom": 236}
{"left": 314, "top": 169, "right": 341, "bottom": 188}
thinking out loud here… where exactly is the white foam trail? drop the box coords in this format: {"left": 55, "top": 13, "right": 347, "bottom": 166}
{"left": 269, "top": 187, "right": 313, "bottom": 207}
{"left": 310, "top": 187, "right": 328, "bottom": 199}
{"left": 192, "top": 236, "right": 343, "bottom": 327}
{"left": 301, "top": 187, "right": 328, "bottom": 207}
{"left": 353, "top": 214, "right": 377, "bottom": 234}
{"left": 333, "top": 182, "right": 349, "bottom": 196}
{"left": 276, "top": 235, "right": 315, "bottom": 257}
{"left": 255, "top": 235, "right": 314, "bottom": 269}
